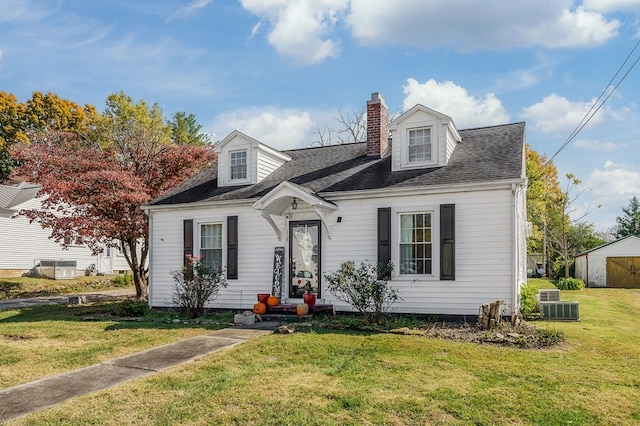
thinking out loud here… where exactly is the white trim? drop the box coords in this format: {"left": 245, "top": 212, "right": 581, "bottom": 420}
{"left": 229, "top": 149, "right": 250, "bottom": 184}
{"left": 394, "top": 207, "right": 437, "bottom": 279}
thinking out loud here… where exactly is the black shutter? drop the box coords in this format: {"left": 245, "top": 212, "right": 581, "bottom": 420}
{"left": 440, "top": 204, "right": 455, "bottom": 280}
{"left": 183, "top": 219, "right": 193, "bottom": 267}
{"left": 377, "top": 207, "right": 391, "bottom": 279}
{"left": 227, "top": 216, "right": 238, "bottom": 279}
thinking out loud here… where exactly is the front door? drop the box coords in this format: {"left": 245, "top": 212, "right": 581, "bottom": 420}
{"left": 289, "top": 220, "right": 321, "bottom": 298}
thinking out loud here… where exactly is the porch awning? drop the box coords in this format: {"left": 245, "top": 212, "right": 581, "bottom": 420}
{"left": 252, "top": 181, "right": 337, "bottom": 240}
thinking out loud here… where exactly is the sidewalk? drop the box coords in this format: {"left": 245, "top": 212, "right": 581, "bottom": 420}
{"left": 0, "top": 325, "right": 277, "bottom": 423}
{"left": 0, "top": 288, "right": 136, "bottom": 310}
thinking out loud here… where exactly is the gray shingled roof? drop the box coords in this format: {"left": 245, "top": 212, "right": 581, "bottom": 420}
{"left": 149, "top": 122, "right": 525, "bottom": 206}
{"left": 0, "top": 182, "right": 41, "bottom": 210}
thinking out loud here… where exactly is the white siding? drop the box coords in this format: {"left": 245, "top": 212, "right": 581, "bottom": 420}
{"left": 0, "top": 198, "right": 117, "bottom": 276}
{"left": 257, "top": 150, "right": 286, "bottom": 182}
{"left": 149, "top": 185, "right": 521, "bottom": 315}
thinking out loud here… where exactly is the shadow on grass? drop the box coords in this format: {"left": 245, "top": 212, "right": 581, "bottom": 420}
{"left": 0, "top": 301, "right": 231, "bottom": 333}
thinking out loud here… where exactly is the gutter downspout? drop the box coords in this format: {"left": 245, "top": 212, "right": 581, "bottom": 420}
{"left": 147, "top": 212, "right": 154, "bottom": 307}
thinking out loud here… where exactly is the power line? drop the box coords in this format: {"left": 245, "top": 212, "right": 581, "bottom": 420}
{"left": 535, "top": 38, "right": 640, "bottom": 178}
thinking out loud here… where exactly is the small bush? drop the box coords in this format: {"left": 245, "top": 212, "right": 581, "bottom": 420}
{"left": 324, "top": 260, "right": 400, "bottom": 325}
{"left": 555, "top": 277, "right": 585, "bottom": 290}
{"left": 535, "top": 327, "right": 564, "bottom": 346}
{"left": 171, "top": 255, "right": 227, "bottom": 319}
{"left": 113, "top": 299, "right": 149, "bottom": 317}
{"left": 113, "top": 273, "right": 133, "bottom": 287}
{"left": 520, "top": 283, "right": 539, "bottom": 318}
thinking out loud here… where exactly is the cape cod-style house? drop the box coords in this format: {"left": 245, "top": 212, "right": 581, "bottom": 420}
{"left": 144, "top": 93, "right": 528, "bottom": 317}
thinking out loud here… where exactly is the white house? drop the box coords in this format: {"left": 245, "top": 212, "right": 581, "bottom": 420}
{"left": 0, "top": 182, "right": 131, "bottom": 278}
{"left": 144, "top": 93, "right": 528, "bottom": 317}
{"left": 575, "top": 236, "right": 640, "bottom": 288}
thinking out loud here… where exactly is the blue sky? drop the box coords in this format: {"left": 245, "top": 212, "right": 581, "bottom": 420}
{"left": 1, "top": 0, "right": 639, "bottom": 232}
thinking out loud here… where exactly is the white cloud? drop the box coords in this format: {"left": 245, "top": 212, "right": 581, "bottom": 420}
{"left": 346, "top": 1, "right": 618, "bottom": 50}
{"left": 588, "top": 166, "right": 640, "bottom": 197}
{"left": 604, "top": 160, "right": 618, "bottom": 168}
{"left": 240, "top": 0, "right": 348, "bottom": 65}
{"left": 210, "top": 108, "right": 316, "bottom": 149}
{"left": 583, "top": 164, "right": 640, "bottom": 229}
{"left": 573, "top": 138, "right": 630, "bottom": 151}
{"left": 402, "top": 78, "right": 510, "bottom": 128}
{"left": 239, "top": 1, "right": 621, "bottom": 63}
{"left": 167, "top": 0, "right": 214, "bottom": 21}
{"left": 583, "top": 0, "right": 640, "bottom": 12}
{"left": 521, "top": 93, "right": 610, "bottom": 134}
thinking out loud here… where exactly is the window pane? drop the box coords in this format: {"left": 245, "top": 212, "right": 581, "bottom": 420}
{"left": 230, "top": 151, "right": 247, "bottom": 180}
{"left": 408, "top": 128, "right": 431, "bottom": 162}
{"left": 399, "top": 212, "right": 432, "bottom": 275}
{"left": 200, "top": 224, "right": 222, "bottom": 271}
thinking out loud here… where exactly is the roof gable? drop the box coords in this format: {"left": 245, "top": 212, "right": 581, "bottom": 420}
{"left": 215, "top": 131, "right": 291, "bottom": 187}
{"left": 389, "top": 104, "right": 462, "bottom": 171}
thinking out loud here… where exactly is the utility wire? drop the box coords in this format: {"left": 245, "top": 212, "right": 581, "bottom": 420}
{"left": 534, "top": 38, "right": 640, "bottom": 178}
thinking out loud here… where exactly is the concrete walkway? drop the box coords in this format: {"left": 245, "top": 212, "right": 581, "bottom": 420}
{"left": 0, "top": 288, "right": 136, "bottom": 310}
{"left": 0, "top": 325, "right": 277, "bottom": 423}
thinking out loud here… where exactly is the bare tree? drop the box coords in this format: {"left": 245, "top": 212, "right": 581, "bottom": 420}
{"left": 309, "top": 105, "right": 400, "bottom": 147}
{"left": 546, "top": 173, "right": 600, "bottom": 277}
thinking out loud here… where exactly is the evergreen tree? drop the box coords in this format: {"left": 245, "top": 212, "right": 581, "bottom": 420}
{"left": 613, "top": 196, "right": 640, "bottom": 239}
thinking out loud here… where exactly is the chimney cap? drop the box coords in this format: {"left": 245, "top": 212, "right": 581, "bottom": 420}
{"left": 368, "top": 92, "right": 385, "bottom": 105}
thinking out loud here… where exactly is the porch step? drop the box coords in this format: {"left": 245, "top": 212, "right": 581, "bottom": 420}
{"left": 265, "top": 303, "right": 334, "bottom": 316}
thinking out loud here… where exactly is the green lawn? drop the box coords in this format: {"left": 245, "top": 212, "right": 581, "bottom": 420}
{"left": 0, "top": 275, "right": 133, "bottom": 299}
{"left": 3, "top": 281, "right": 640, "bottom": 425}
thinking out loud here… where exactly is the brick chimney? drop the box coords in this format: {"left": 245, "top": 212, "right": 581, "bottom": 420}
{"left": 366, "top": 92, "right": 389, "bottom": 157}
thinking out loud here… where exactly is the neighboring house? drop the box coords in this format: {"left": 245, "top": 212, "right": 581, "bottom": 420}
{"left": 0, "top": 182, "right": 131, "bottom": 278}
{"left": 144, "top": 93, "right": 528, "bottom": 317}
{"left": 575, "top": 236, "right": 640, "bottom": 288}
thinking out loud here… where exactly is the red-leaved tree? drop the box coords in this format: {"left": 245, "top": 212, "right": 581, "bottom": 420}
{"left": 11, "top": 93, "right": 215, "bottom": 298}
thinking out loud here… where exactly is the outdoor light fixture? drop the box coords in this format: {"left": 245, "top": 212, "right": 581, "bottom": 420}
{"left": 291, "top": 197, "right": 298, "bottom": 210}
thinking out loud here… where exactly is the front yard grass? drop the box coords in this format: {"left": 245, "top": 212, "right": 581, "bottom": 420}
{"left": 2, "top": 281, "right": 640, "bottom": 425}
{"left": 0, "top": 275, "right": 133, "bottom": 299}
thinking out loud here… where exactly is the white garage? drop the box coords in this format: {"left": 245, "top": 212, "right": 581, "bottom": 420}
{"left": 575, "top": 236, "right": 640, "bottom": 288}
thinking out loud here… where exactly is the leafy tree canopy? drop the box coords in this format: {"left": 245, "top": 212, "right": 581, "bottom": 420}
{"left": 169, "top": 111, "right": 211, "bottom": 146}
{"left": 0, "top": 91, "right": 96, "bottom": 181}
{"left": 11, "top": 91, "right": 215, "bottom": 298}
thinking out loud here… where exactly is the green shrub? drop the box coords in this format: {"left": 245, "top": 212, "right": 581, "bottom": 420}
{"left": 535, "top": 326, "right": 564, "bottom": 346}
{"left": 324, "top": 260, "right": 400, "bottom": 325}
{"left": 520, "top": 284, "right": 539, "bottom": 318}
{"left": 555, "top": 277, "right": 585, "bottom": 290}
{"left": 113, "top": 273, "right": 133, "bottom": 287}
{"left": 113, "top": 299, "right": 149, "bottom": 317}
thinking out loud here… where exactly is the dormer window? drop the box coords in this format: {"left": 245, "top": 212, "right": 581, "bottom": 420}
{"left": 408, "top": 128, "right": 432, "bottom": 163}
{"left": 230, "top": 150, "right": 247, "bottom": 180}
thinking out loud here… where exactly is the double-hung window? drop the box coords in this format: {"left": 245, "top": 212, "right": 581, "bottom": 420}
{"left": 408, "top": 128, "right": 431, "bottom": 163}
{"left": 399, "top": 212, "right": 432, "bottom": 275}
{"left": 200, "top": 223, "right": 223, "bottom": 271}
{"left": 230, "top": 150, "right": 247, "bottom": 180}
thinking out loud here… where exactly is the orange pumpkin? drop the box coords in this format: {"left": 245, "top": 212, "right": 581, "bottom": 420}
{"left": 267, "top": 296, "right": 280, "bottom": 306}
{"left": 253, "top": 302, "right": 267, "bottom": 315}
{"left": 296, "top": 303, "right": 309, "bottom": 316}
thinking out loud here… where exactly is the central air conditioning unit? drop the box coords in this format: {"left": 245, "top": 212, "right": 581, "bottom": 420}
{"left": 539, "top": 301, "right": 580, "bottom": 321}
{"left": 38, "top": 260, "right": 77, "bottom": 280}
{"left": 538, "top": 289, "right": 561, "bottom": 302}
